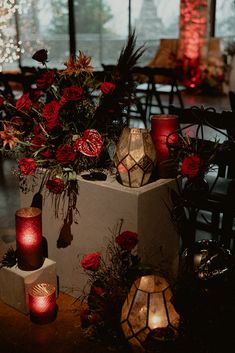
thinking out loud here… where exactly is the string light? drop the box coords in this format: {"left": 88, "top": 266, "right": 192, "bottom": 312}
{"left": 0, "top": 0, "right": 29, "bottom": 71}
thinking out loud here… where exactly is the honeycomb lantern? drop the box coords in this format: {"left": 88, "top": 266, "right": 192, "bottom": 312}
{"left": 114, "top": 128, "right": 157, "bottom": 187}
{"left": 121, "top": 275, "right": 180, "bottom": 352}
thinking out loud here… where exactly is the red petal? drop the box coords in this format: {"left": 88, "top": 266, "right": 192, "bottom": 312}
{"left": 74, "top": 129, "right": 103, "bottom": 157}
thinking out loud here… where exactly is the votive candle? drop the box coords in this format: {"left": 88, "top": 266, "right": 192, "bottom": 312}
{"left": 15, "top": 207, "right": 43, "bottom": 271}
{"left": 28, "top": 283, "right": 57, "bottom": 324}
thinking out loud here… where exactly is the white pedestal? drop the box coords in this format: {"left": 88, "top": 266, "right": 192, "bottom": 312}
{"left": 0, "top": 258, "right": 57, "bottom": 314}
{"left": 20, "top": 173, "right": 180, "bottom": 297}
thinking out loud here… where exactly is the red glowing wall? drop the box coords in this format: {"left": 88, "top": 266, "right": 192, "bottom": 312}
{"left": 179, "top": 0, "right": 208, "bottom": 88}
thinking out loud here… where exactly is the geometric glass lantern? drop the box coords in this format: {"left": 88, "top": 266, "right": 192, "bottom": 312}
{"left": 151, "top": 115, "right": 179, "bottom": 178}
{"left": 15, "top": 207, "right": 44, "bottom": 271}
{"left": 113, "top": 127, "right": 157, "bottom": 187}
{"left": 28, "top": 282, "right": 57, "bottom": 324}
{"left": 121, "top": 275, "right": 180, "bottom": 352}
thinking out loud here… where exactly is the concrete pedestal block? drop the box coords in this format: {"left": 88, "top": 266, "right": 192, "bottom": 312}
{"left": 0, "top": 258, "right": 57, "bottom": 314}
{"left": 20, "top": 173, "right": 180, "bottom": 298}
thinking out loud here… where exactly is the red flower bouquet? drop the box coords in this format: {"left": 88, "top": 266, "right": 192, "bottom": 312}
{"left": 0, "top": 33, "right": 144, "bottom": 223}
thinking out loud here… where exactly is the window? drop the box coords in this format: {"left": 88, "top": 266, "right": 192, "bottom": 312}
{"left": 215, "top": 0, "right": 235, "bottom": 38}
{"left": 19, "top": 0, "right": 69, "bottom": 68}
{"left": 1, "top": 0, "right": 180, "bottom": 71}
{"left": 132, "top": 0, "right": 180, "bottom": 65}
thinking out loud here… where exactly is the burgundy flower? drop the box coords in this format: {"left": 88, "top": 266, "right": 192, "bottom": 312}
{"left": 73, "top": 129, "right": 103, "bottom": 157}
{"left": 40, "top": 149, "right": 52, "bottom": 158}
{"left": 60, "top": 86, "right": 84, "bottom": 105}
{"left": 31, "top": 134, "right": 47, "bottom": 149}
{"left": 100, "top": 82, "right": 116, "bottom": 95}
{"left": 115, "top": 231, "right": 138, "bottom": 251}
{"left": 46, "top": 178, "right": 65, "bottom": 194}
{"left": 91, "top": 286, "right": 106, "bottom": 296}
{"left": 181, "top": 154, "right": 201, "bottom": 178}
{"left": 32, "top": 49, "right": 48, "bottom": 63}
{"left": 42, "top": 100, "right": 61, "bottom": 131}
{"left": 19, "top": 158, "right": 37, "bottom": 175}
{"left": 55, "top": 144, "right": 76, "bottom": 165}
{"left": 36, "top": 70, "right": 55, "bottom": 89}
{"left": 81, "top": 252, "right": 101, "bottom": 271}
{"left": 0, "top": 96, "right": 4, "bottom": 106}
{"left": 16, "top": 93, "right": 32, "bottom": 112}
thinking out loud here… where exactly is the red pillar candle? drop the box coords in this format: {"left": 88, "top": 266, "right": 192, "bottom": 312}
{"left": 28, "top": 283, "right": 57, "bottom": 324}
{"left": 15, "top": 207, "right": 44, "bottom": 271}
{"left": 151, "top": 115, "right": 179, "bottom": 178}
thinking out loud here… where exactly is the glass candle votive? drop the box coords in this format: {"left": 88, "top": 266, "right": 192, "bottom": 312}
{"left": 15, "top": 207, "right": 44, "bottom": 271}
{"left": 28, "top": 283, "right": 57, "bottom": 324}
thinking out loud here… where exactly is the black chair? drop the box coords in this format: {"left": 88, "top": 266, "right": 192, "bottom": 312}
{"left": 229, "top": 90, "right": 235, "bottom": 113}
{"left": 128, "top": 66, "right": 185, "bottom": 127}
{"left": 168, "top": 105, "right": 235, "bottom": 252}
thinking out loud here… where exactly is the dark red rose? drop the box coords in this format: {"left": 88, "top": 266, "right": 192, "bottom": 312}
{"left": 19, "top": 158, "right": 37, "bottom": 175}
{"left": 42, "top": 100, "right": 61, "bottom": 131}
{"left": 100, "top": 82, "right": 116, "bottom": 95}
{"left": 91, "top": 286, "right": 106, "bottom": 296}
{"left": 60, "top": 86, "right": 84, "bottom": 105}
{"left": 181, "top": 154, "right": 201, "bottom": 178}
{"left": 36, "top": 70, "right": 55, "bottom": 89}
{"left": 33, "top": 125, "right": 43, "bottom": 135}
{"left": 16, "top": 93, "right": 32, "bottom": 112}
{"left": 32, "top": 49, "right": 48, "bottom": 63}
{"left": 46, "top": 178, "right": 65, "bottom": 194}
{"left": 55, "top": 144, "right": 76, "bottom": 165}
{"left": 115, "top": 231, "right": 138, "bottom": 251}
{"left": 31, "top": 134, "right": 47, "bottom": 149}
{"left": 0, "top": 96, "right": 4, "bottom": 106}
{"left": 81, "top": 252, "right": 101, "bottom": 271}
{"left": 40, "top": 149, "right": 52, "bottom": 158}
{"left": 73, "top": 129, "right": 103, "bottom": 157}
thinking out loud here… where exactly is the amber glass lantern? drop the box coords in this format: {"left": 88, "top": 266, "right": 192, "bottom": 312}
{"left": 151, "top": 115, "right": 179, "bottom": 178}
{"left": 15, "top": 207, "right": 44, "bottom": 271}
{"left": 121, "top": 275, "right": 180, "bottom": 352}
{"left": 28, "top": 283, "right": 57, "bottom": 324}
{"left": 113, "top": 128, "right": 157, "bottom": 187}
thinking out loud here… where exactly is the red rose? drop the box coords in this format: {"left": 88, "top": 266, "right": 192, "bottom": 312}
{"left": 91, "top": 286, "right": 106, "bottom": 296}
{"left": 100, "top": 82, "right": 116, "bottom": 95}
{"left": 115, "top": 231, "right": 138, "bottom": 251}
{"left": 181, "top": 155, "right": 201, "bottom": 178}
{"left": 60, "top": 86, "right": 84, "bottom": 105}
{"left": 81, "top": 252, "right": 101, "bottom": 271}
{"left": 16, "top": 93, "right": 32, "bottom": 112}
{"left": 32, "top": 49, "right": 48, "bottom": 63}
{"left": 55, "top": 144, "right": 76, "bottom": 165}
{"left": 0, "top": 96, "right": 4, "bottom": 106}
{"left": 42, "top": 100, "right": 61, "bottom": 131}
{"left": 46, "top": 178, "right": 65, "bottom": 194}
{"left": 36, "top": 70, "right": 55, "bottom": 89}
{"left": 40, "top": 149, "right": 52, "bottom": 158}
{"left": 19, "top": 158, "right": 37, "bottom": 175}
{"left": 31, "top": 134, "right": 47, "bottom": 149}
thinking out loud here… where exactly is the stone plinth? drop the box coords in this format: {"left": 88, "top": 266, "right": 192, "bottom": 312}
{"left": 0, "top": 258, "right": 57, "bottom": 314}
{"left": 20, "top": 173, "right": 180, "bottom": 297}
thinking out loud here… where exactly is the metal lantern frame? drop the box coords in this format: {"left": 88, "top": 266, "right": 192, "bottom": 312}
{"left": 114, "top": 127, "right": 157, "bottom": 188}
{"left": 121, "top": 275, "right": 180, "bottom": 352}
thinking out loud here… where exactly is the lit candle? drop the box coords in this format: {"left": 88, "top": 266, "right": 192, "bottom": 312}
{"left": 151, "top": 115, "right": 179, "bottom": 178}
{"left": 28, "top": 283, "right": 57, "bottom": 324}
{"left": 15, "top": 207, "right": 44, "bottom": 271}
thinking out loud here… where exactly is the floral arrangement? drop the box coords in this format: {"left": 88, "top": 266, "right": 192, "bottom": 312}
{"left": 79, "top": 221, "right": 149, "bottom": 345}
{"left": 0, "top": 33, "right": 144, "bottom": 229}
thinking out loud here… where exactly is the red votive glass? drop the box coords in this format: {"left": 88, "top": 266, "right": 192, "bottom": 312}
{"left": 151, "top": 115, "right": 179, "bottom": 178}
{"left": 28, "top": 283, "right": 57, "bottom": 324}
{"left": 15, "top": 207, "right": 44, "bottom": 271}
